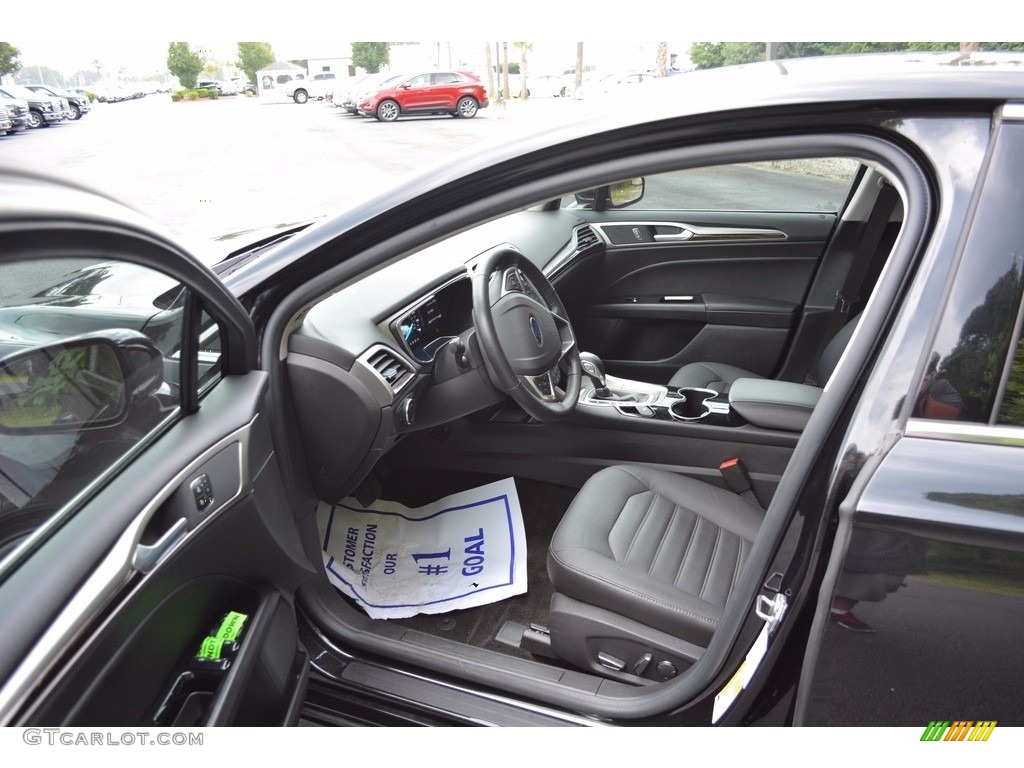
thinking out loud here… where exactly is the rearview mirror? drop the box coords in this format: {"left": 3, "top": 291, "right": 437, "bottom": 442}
{"left": 0, "top": 337, "right": 130, "bottom": 433}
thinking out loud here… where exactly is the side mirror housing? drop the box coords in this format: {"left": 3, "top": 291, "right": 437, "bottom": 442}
{"left": 0, "top": 330, "right": 162, "bottom": 433}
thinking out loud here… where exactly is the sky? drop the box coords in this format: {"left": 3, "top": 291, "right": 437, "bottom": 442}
{"left": 3, "top": 1, "right": 1011, "bottom": 77}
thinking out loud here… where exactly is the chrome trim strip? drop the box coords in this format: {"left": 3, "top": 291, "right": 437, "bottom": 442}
{"left": 0, "top": 419, "right": 252, "bottom": 725}
{"left": 905, "top": 418, "right": 1024, "bottom": 447}
{"left": 592, "top": 221, "right": 787, "bottom": 244}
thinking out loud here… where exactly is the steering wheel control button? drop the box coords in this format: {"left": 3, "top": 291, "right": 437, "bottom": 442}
{"left": 191, "top": 474, "right": 214, "bottom": 513}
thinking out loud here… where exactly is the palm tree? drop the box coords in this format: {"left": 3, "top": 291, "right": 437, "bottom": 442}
{"left": 514, "top": 42, "right": 532, "bottom": 100}
{"left": 656, "top": 43, "right": 668, "bottom": 76}
{"left": 501, "top": 42, "right": 510, "bottom": 102}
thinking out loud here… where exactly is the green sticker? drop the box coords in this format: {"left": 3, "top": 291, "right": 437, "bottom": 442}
{"left": 215, "top": 611, "right": 248, "bottom": 643}
{"left": 198, "top": 635, "right": 222, "bottom": 660}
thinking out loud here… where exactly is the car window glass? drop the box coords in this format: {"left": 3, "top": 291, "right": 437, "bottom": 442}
{"left": 920, "top": 123, "right": 1024, "bottom": 425}
{"left": 997, "top": 324, "right": 1024, "bottom": 426}
{"left": 562, "top": 157, "right": 860, "bottom": 212}
{"left": 0, "top": 255, "right": 209, "bottom": 568}
{"left": 406, "top": 75, "right": 431, "bottom": 88}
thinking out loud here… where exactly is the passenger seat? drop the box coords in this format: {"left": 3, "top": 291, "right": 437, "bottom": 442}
{"left": 667, "top": 313, "right": 861, "bottom": 393}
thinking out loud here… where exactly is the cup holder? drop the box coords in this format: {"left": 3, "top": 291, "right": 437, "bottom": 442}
{"left": 669, "top": 388, "right": 720, "bottom": 421}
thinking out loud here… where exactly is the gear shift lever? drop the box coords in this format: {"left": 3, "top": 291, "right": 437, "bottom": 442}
{"left": 579, "top": 352, "right": 638, "bottom": 402}
{"left": 579, "top": 352, "right": 607, "bottom": 390}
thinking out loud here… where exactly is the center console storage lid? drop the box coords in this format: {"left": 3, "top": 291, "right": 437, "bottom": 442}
{"left": 728, "top": 378, "right": 822, "bottom": 432}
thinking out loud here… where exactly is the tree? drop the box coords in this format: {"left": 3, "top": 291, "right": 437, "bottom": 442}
{"left": 0, "top": 42, "right": 22, "bottom": 77}
{"left": 484, "top": 43, "right": 496, "bottom": 102}
{"left": 938, "top": 263, "right": 1024, "bottom": 421}
{"left": 574, "top": 42, "right": 584, "bottom": 94}
{"left": 501, "top": 42, "right": 510, "bottom": 101}
{"left": 513, "top": 42, "right": 532, "bottom": 100}
{"left": 351, "top": 43, "right": 389, "bottom": 74}
{"left": 688, "top": 42, "right": 1024, "bottom": 70}
{"left": 656, "top": 42, "right": 669, "bottom": 76}
{"left": 15, "top": 64, "right": 65, "bottom": 88}
{"left": 236, "top": 42, "right": 274, "bottom": 85}
{"left": 166, "top": 42, "right": 203, "bottom": 90}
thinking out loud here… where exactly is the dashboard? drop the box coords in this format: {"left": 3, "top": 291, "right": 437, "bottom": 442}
{"left": 390, "top": 275, "right": 473, "bottom": 363}
{"left": 284, "top": 209, "right": 586, "bottom": 501}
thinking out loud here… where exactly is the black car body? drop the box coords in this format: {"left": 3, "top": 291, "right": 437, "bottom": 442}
{"left": 0, "top": 54, "right": 1023, "bottom": 732}
{"left": 23, "top": 84, "right": 91, "bottom": 120}
{"left": 0, "top": 84, "right": 63, "bottom": 128}
{"left": 0, "top": 96, "right": 31, "bottom": 132}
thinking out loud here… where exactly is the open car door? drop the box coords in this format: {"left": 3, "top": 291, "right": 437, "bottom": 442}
{"left": 0, "top": 170, "right": 316, "bottom": 726}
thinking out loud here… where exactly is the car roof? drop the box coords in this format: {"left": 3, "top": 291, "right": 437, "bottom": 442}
{"left": 572, "top": 53, "right": 1024, "bottom": 125}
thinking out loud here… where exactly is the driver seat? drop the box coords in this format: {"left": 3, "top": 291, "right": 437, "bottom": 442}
{"left": 546, "top": 464, "right": 763, "bottom": 681}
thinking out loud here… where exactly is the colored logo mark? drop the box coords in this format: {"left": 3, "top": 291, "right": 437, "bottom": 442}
{"left": 920, "top": 721, "right": 997, "bottom": 742}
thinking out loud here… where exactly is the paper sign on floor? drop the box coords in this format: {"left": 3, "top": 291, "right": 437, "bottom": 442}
{"left": 316, "top": 477, "right": 527, "bottom": 619}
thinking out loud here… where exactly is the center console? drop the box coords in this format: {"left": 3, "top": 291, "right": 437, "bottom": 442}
{"left": 580, "top": 375, "right": 739, "bottom": 427}
{"left": 577, "top": 353, "right": 821, "bottom": 434}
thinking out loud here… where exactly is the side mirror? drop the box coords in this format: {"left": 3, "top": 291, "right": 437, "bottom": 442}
{"left": 608, "top": 177, "right": 645, "bottom": 208}
{"left": 574, "top": 178, "right": 645, "bottom": 210}
{"left": 0, "top": 331, "right": 161, "bottom": 433}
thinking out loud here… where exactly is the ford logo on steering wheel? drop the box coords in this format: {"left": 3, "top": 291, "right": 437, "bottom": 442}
{"left": 529, "top": 315, "right": 543, "bottom": 346}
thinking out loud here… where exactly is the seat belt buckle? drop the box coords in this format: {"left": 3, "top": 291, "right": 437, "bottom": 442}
{"left": 719, "top": 457, "right": 753, "bottom": 495}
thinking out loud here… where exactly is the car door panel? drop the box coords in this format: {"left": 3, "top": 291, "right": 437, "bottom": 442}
{"left": 0, "top": 370, "right": 314, "bottom": 727}
{"left": 554, "top": 211, "right": 835, "bottom": 383}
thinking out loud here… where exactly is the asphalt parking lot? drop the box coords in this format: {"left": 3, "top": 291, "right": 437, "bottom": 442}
{"left": 0, "top": 92, "right": 574, "bottom": 249}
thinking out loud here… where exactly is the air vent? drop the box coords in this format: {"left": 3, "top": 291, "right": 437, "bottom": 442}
{"left": 366, "top": 347, "right": 413, "bottom": 392}
{"left": 575, "top": 226, "right": 600, "bottom": 251}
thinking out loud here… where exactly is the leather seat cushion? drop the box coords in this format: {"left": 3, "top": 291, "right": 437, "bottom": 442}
{"left": 548, "top": 465, "right": 764, "bottom": 646}
{"left": 667, "top": 362, "right": 763, "bottom": 393}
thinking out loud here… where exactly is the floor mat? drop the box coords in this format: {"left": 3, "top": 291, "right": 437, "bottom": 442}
{"left": 317, "top": 477, "right": 527, "bottom": 620}
{"left": 383, "top": 478, "right": 577, "bottom": 659}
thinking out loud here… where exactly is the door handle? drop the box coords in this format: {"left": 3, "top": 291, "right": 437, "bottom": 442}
{"left": 653, "top": 230, "right": 694, "bottom": 242}
{"left": 133, "top": 518, "right": 188, "bottom": 573}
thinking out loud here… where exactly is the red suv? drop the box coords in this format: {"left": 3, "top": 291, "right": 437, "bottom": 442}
{"left": 359, "top": 71, "right": 488, "bottom": 122}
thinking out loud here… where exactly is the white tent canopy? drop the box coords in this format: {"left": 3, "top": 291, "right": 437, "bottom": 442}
{"left": 255, "top": 60, "right": 307, "bottom": 102}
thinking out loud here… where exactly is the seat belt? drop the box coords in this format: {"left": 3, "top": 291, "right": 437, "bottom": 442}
{"left": 805, "top": 181, "right": 899, "bottom": 386}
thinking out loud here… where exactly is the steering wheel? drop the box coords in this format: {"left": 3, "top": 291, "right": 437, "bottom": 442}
{"left": 472, "top": 245, "right": 581, "bottom": 421}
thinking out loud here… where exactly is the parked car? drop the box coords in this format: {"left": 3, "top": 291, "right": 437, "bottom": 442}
{"left": 334, "top": 72, "right": 402, "bottom": 114}
{"left": 0, "top": 84, "right": 63, "bottom": 128}
{"left": 575, "top": 70, "right": 661, "bottom": 100}
{"left": 358, "top": 70, "right": 488, "bottom": 121}
{"left": 286, "top": 72, "right": 337, "bottom": 104}
{"left": 0, "top": 96, "right": 30, "bottom": 133}
{"left": 0, "top": 109, "right": 11, "bottom": 136}
{"left": 524, "top": 73, "right": 569, "bottom": 98}
{"left": 1, "top": 55, "right": 1024, "bottom": 732}
{"left": 22, "top": 84, "right": 91, "bottom": 120}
